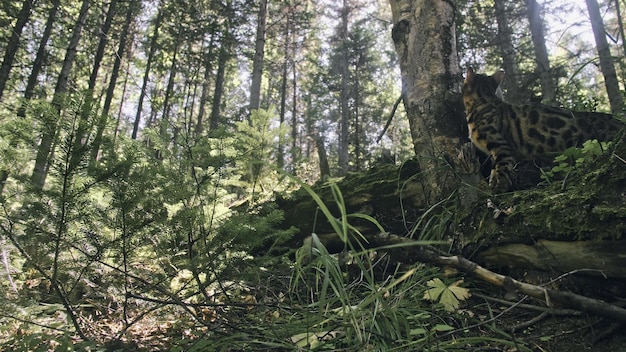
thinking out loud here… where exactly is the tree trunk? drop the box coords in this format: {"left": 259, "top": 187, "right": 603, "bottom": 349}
{"left": 18, "top": 0, "right": 60, "bottom": 117}
{"left": 291, "top": 59, "right": 298, "bottom": 175}
{"left": 53, "top": 0, "right": 90, "bottom": 99}
{"left": 0, "top": 0, "right": 33, "bottom": 101}
{"left": 114, "top": 44, "right": 132, "bottom": 143}
{"left": 70, "top": 0, "right": 118, "bottom": 171}
{"left": 91, "top": 0, "right": 138, "bottom": 163}
{"left": 249, "top": 0, "right": 268, "bottom": 114}
{"left": 3, "top": 0, "right": 57, "bottom": 194}
{"left": 278, "top": 11, "right": 291, "bottom": 170}
{"left": 195, "top": 34, "right": 215, "bottom": 137}
{"left": 525, "top": 0, "right": 556, "bottom": 104}
{"left": 354, "top": 66, "right": 361, "bottom": 171}
{"left": 210, "top": 34, "right": 229, "bottom": 131}
{"left": 337, "top": 1, "right": 351, "bottom": 176}
{"left": 615, "top": 0, "right": 626, "bottom": 59}
{"left": 315, "top": 134, "right": 331, "bottom": 179}
{"left": 133, "top": 2, "right": 163, "bottom": 139}
{"left": 161, "top": 26, "right": 181, "bottom": 129}
{"left": 87, "top": 0, "right": 117, "bottom": 92}
{"left": 31, "top": 0, "right": 92, "bottom": 189}
{"left": 585, "top": 0, "right": 624, "bottom": 114}
{"left": 494, "top": 0, "right": 524, "bottom": 103}
{"left": 388, "top": 0, "right": 468, "bottom": 203}
{"left": 107, "top": 2, "right": 136, "bottom": 114}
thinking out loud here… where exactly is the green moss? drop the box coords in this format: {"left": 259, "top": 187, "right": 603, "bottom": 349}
{"left": 277, "top": 137, "right": 625, "bottom": 252}
{"left": 453, "top": 137, "right": 626, "bottom": 245}
{"left": 495, "top": 138, "right": 626, "bottom": 241}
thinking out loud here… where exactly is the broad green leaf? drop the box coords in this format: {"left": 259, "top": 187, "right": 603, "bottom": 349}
{"left": 448, "top": 280, "right": 471, "bottom": 301}
{"left": 424, "top": 278, "right": 471, "bottom": 311}
{"left": 423, "top": 277, "right": 446, "bottom": 301}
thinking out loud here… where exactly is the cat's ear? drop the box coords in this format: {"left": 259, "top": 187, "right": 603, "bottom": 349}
{"left": 465, "top": 66, "right": 476, "bottom": 83}
{"left": 493, "top": 69, "right": 505, "bottom": 84}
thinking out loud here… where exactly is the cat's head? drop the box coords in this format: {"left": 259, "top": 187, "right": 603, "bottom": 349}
{"left": 462, "top": 67, "right": 505, "bottom": 109}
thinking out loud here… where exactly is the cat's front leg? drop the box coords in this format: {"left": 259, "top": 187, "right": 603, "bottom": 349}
{"left": 489, "top": 146, "right": 515, "bottom": 193}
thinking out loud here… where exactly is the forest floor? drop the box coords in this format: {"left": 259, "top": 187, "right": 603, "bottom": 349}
{"left": 115, "top": 282, "right": 626, "bottom": 352}
{"left": 98, "top": 272, "right": 626, "bottom": 351}
{"left": 492, "top": 309, "right": 626, "bottom": 352}
{"left": 3, "top": 262, "right": 625, "bottom": 351}
{"left": 467, "top": 274, "right": 626, "bottom": 352}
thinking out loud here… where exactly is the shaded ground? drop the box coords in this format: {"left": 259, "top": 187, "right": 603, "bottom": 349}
{"left": 3, "top": 259, "right": 625, "bottom": 351}
{"left": 465, "top": 270, "right": 626, "bottom": 352}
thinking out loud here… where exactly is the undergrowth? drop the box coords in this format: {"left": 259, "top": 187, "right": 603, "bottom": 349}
{"left": 0, "top": 100, "right": 539, "bottom": 351}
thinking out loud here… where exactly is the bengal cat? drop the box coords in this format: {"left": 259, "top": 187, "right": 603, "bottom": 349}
{"left": 462, "top": 67, "right": 624, "bottom": 192}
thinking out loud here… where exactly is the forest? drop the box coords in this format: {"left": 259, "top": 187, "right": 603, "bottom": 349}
{"left": 0, "top": 0, "right": 625, "bottom": 350}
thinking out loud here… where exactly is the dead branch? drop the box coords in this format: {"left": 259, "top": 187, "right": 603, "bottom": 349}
{"left": 371, "top": 232, "right": 626, "bottom": 323}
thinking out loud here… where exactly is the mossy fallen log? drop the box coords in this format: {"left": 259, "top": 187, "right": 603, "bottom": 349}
{"left": 271, "top": 137, "right": 626, "bottom": 279}
{"left": 477, "top": 239, "right": 626, "bottom": 278}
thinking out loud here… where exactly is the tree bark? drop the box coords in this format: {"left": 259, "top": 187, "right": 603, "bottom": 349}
{"left": 291, "top": 52, "right": 299, "bottom": 175}
{"left": 195, "top": 34, "right": 215, "bottom": 137}
{"left": 114, "top": 44, "right": 132, "bottom": 143}
{"left": 31, "top": 0, "right": 92, "bottom": 189}
{"left": 278, "top": 10, "right": 291, "bottom": 170}
{"left": 315, "top": 134, "right": 331, "bottom": 179}
{"left": 0, "top": 0, "right": 33, "bottom": 102}
{"left": 92, "top": 0, "right": 138, "bottom": 163}
{"left": 70, "top": 0, "right": 118, "bottom": 171}
{"left": 388, "top": 0, "right": 468, "bottom": 203}
{"left": 615, "top": 0, "right": 626, "bottom": 59}
{"left": 354, "top": 62, "right": 361, "bottom": 171}
{"left": 210, "top": 33, "right": 230, "bottom": 131}
{"left": 249, "top": 0, "right": 268, "bottom": 114}
{"left": 338, "top": 0, "right": 351, "bottom": 175}
{"left": 3, "top": 0, "right": 57, "bottom": 194}
{"left": 525, "top": 0, "right": 556, "bottom": 104}
{"left": 18, "top": 0, "right": 60, "bottom": 117}
{"left": 133, "top": 2, "right": 163, "bottom": 139}
{"left": 494, "top": 0, "right": 524, "bottom": 103}
{"left": 585, "top": 0, "right": 624, "bottom": 114}
{"left": 87, "top": 0, "right": 118, "bottom": 92}
{"left": 161, "top": 26, "right": 181, "bottom": 129}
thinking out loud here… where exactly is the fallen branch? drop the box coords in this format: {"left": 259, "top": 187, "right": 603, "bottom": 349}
{"left": 367, "top": 232, "right": 626, "bottom": 323}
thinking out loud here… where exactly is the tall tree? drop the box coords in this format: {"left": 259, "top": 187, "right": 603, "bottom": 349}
{"left": 209, "top": 1, "right": 237, "bottom": 132}
{"left": 277, "top": 5, "right": 293, "bottom": 169}
{"left": 195, "top": 33, "right": 216, "bottom": 136}
{"left": 585, "top": 0, "right": 624, "bottom": 114}
{"left": 388, "top": 0, "right": 467, "bottom": 201}
{"left": 69, "top": 0, "right": 119, "bottom": 171}
{"left": 337, "top": 0, "right": 351, "bottom": 175}
{"left": 249, "top": 0, "right": 268, "bottom": 113}
{"left": 2, "top": 0, "right": 57, "bottom": 193}
{"left": 209, "top": 35, "right": 229, "bottom": 130}
{"left": 161, "top": 25, "right": 181, "bottom": 127}
{"left": 525, "top": 0, "right": 555, "bottom": 104}
{"left": 31, "top": 0, "right": 92, "bottom": 189}
{"left": 87, "top": 0, "right": 118, "bottom": 92}
{"left": 494, "top": 0, "right": 524, "bottom": 103}
{"left": 18, "top": 0, "right": 61, "bottom": 117}
{"left": 614, "top": 0, "right": 626, "bottom": 58}
{"left": 91, "top": 0, "right": 140, "bottom": 162}
{"left": 0, "top": 0, "right": 33, "bottom": 101}
{"left": 133, "top": 1, "right": 163, "bottom": 139}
